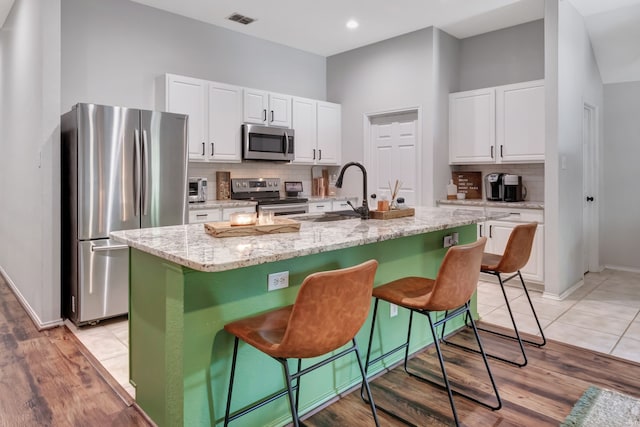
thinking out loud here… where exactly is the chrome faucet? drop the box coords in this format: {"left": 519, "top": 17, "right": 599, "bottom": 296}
{"left": 335, "top": 162, "right": 370, "bottom": 220}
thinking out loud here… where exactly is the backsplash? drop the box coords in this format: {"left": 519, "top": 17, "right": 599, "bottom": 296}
{"left": 189, "top": 163, "right": 342, "bottom": 200}
{"left": 450, "top": 164, "right": 544, "bottom": 201}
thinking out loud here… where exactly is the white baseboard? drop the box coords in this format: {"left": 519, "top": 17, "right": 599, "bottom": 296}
{"left": 542, "top": 278, "right": 584, "bottom": 301}
{"left": 603, "top": 264, "right": 640, "bottom": 274}
{"left": 0, "top": 266, "right": 63, "bottom": 331}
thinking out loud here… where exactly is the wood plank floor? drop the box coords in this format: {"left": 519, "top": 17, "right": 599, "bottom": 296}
{"left": 305, "top": 324, "right": 640, "bottom": 426}
{"left": 2, "top": 273, "right": 640, "bottom": 426}
{"left": 0, "top": 276, "right": 151, "bottom": 426}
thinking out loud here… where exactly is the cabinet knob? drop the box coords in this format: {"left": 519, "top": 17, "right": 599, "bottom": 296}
{"left": 586, "top": 196, "right": 594, "bottom": 202}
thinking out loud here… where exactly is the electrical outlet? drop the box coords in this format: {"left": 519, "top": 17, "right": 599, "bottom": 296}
{"left": 390, "top": 303, "right": 398, "bottom": 317}
{"left": 452, "top": 232, "right": 459, "bottom": 245}
{"left": 267, "top": 271, "right": 289, "bottom": 291}
{"left": 443, "top": 235, "right": 454, "bottom": 248}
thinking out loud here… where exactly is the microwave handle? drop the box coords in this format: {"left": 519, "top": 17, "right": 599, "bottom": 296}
{"left": 284, "top": 130, "right": 289, "bottom": 157}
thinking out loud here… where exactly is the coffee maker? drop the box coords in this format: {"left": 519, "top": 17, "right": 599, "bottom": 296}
{"left": 503, "top": 174, "right": 525, "bottom": 202}
{"left": 485, "top": 173, "right": 504, "bottom": 201}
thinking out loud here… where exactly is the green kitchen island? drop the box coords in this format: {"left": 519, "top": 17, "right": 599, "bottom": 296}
{"left": 111, "top": 207, "right": 507, "bottom": 427}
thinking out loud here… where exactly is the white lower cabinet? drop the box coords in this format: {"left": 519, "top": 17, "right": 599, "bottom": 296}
{"left": 308, "top": 198, "right": 358, "bottom": 213}
{"left": 438, "top": 204, "right": 544, "bottom": 284}
{"left": 222, "top": 206, "right": 256, "bottom": 221}
{"left": 189, "top": 208, "right": 221, "bottom": 224}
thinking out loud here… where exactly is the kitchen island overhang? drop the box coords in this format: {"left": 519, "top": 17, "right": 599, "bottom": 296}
{"left": 111, "top": 207, "right": 507, "bottom": 427}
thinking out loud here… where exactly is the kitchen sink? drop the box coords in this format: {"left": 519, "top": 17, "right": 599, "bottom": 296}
{"left": 296, "top": 211, "right": 361, "bottom": 222}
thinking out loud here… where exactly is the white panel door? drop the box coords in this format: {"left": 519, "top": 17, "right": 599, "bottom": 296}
{"left": 496, "top": 80, "right": 545, "bottom": 163}
{"left": 370, "top": 112, "right": 417, "bottom": 205}
{"left": 449, "top": 88, "right": 495, "bottom": 164}
{"left": 208, "top": 82, "right": 242, "bottom": 162}
{"left": 166, "top": 75, "right": 207, "bottom": 160}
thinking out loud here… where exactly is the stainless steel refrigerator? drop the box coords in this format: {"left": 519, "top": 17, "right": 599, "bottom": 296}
{"left": 61, "top": 103, "right": 188, "bottom": 325}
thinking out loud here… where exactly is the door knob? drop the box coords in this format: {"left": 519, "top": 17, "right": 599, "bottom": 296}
{"left": 586, "top": 196, "right": 594, "bottom": 202}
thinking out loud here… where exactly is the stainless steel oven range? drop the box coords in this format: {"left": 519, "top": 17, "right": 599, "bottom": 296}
{"left": 231, "top": 178, "right": 308, "bottom": 216}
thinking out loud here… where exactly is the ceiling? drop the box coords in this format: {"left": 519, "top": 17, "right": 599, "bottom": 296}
{"left": 0, "top": 0, "right": 639, "bottom": 83}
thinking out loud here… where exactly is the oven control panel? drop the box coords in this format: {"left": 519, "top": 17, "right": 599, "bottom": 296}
{"left": 231, "top": 178, "right": 280, "bottom": 193}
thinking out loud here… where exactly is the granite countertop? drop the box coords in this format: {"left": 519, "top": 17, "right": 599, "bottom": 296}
{"left": 437, "top": 199, "right": 544, "bottom": 210}
{"left": 188, "top": 200, "right": 257, "bottom": 210}
{"left": 111, "top": 207, "right": 508, "bottom": 273}
{"left": 307, "top": 195, "right": 358, "bottom": 202}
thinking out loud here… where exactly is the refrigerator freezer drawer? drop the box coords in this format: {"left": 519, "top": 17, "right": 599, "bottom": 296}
{"left": 78, "top": 239, "right": 129, "bottom": 324}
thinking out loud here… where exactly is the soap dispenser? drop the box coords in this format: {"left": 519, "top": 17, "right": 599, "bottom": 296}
{"left": 447, "top": 179, "right": 457, "bottom": 200}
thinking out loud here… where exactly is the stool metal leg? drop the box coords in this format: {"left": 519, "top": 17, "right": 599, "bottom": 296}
{"left": 353, "top": 339, "right": 380, "bottom": 427}
{"left": 224, "top": 337, "right": 240, "bottom": 427}
{"left": 362, "top": 301, "right": 501, "bottom": 427}
{"left": 281, "top": 359, "right": 300, "bottom": 427}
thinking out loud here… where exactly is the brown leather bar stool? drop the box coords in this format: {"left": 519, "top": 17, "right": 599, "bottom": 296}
{"left": 446, "top": 222, "right": 546, "bottom": 367}
{"left": 223, "top": 260, "right": 380, "bottom": 427}
{"left": 362, "top": 237, "right": 501, "bottom": 427}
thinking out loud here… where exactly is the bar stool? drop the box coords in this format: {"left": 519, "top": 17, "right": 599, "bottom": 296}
{"left": 362, "top": 237, "right": 501, "bottom": 427}
{"left": 223, "top": 260, "right": 380, "bottom": 427}
{"left": 447, "top": 222, "right": 546, "bottom": 367}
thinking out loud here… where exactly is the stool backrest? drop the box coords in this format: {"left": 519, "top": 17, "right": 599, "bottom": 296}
{"left": 427, "top": 237, "right": 487, "bottom": 311}
{"left": 495, "top": 223, "right": 537, "bottom": 273}
{"left": 278, "top": 260, "right": 378, "bottom": 358}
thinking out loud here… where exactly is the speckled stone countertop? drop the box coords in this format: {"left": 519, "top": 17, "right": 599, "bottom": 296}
{"left": 307, "top": 195, "right": 358, "bottom": 202}
{"left": 188, "top": 200, "right": 257, "bottom": 210}
{"left": 111, "top": 207, "right": 508, "bottom": 273}
{"left": 437, "top": 199, "right": 544, "bottom": 210}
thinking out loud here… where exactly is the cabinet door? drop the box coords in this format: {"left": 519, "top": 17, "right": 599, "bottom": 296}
{"left": 268, "top": 93, "right": 292, "bottom": 128}
{"left": 496, "top": 80, "right": 545, "bottom": 163}
{"left": 449, "top": 89, "right": 495, "bottom": 164}
{"left": 243, "top": 88, "right": 268, "bottom": 124}
{"left": 166, "top": 75, "right": 208, "bottom": 160}
{"left": 316, "top": 101, "right": 341, "bottom": 165}
{"left": 188, "top": 208, "right": 221, "bottom": 224}
{"left": 291, "top": 97, "right": 317, "bottom": 164}
{"left": 209, "top": 82, "right": 242, "bottom": 162}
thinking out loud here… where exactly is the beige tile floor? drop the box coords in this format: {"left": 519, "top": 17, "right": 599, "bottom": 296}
{"left": 68, "top": 269, "right": 640, "bottom": 399}
{"left": 478, "top": 269, "right": 640, "bottom": 361}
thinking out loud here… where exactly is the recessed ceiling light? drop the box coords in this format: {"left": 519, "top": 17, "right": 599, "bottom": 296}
{"left": 346, "top": 19, "right": 359, "bottom": 30}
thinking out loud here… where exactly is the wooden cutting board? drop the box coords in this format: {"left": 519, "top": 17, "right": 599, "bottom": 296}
{"left": 204, "top": 218, "right": 300, "bottom": 238}
{"left": 369, "top": 208, "right": 415, "bottom": 220}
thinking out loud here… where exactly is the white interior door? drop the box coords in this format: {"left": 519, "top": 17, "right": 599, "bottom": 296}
{"left": 582, "top": 103, "right": 599, "bottom": 273}
{"left": 369, "top": 112, "right": 418, "bottom": 206}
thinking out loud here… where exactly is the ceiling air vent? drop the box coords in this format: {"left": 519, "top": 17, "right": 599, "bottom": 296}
{"left": 227, "top": 13, "right": 256, "bottom": 25}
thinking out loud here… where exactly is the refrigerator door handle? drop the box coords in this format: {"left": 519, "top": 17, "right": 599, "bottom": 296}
{"left": 142, "top": 129, "right": 150, "bottom": 215}
{"left": 90, "top": 243, "right": 130, "bottom": 252}
{"left": 134, "top": 129, "right": 142, "bottom": 217}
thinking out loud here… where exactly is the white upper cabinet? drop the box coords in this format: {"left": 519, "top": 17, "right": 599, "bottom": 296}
{"left": 164, "top": 74, "right": 208, "bottom": 160}
{"left": 291, "top": 97, "right": 317, "bottom": 164}
{"left": 449, "top": 88, "right": 496, "bottom": 164}
{"left": 496, "top": 80, "right": 545, "bottom": 162}
{"left": 316, "top": 101, "right": 341, "bottom": 165}
{"left": 291, "top": 98, "right": 341, "bottom": 165}
{"left": 163, "top": 74, "right": 241, "bottom": 163}
{"left": 449, "top": 79, "right": 545, "bottom": 165}
{"left": 208, "top": 82, "right": 242, "bottom": 162}
{"left": 243, "top": 88, "right": 292, "bottom": 128}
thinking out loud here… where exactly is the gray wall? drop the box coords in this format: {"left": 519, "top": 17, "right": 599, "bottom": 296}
{"left": 61, "top": 0, "right": 326, "bottom": 112}
{"left": 327, "top": 28, "right": 436, "bottom": 204}
{"left": 602, "top": 82, "right": 640, "bottom": 270}
{"left": 458, "top": 19, "right": 544, "bottom": 91}
{"left": 544, "top": 0, "right": 604, "bottom": 298}
{"left": 0, "top": 0, "right": 61, "bottom": 326}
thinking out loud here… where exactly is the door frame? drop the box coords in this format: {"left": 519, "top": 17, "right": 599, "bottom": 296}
{"left": 582, "top": 101, "right": 601, "bottom": 273}
{"left": 363, "top": 106, "right": 423, "bottom": 206}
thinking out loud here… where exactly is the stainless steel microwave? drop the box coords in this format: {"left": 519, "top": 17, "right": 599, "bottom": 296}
{"left": 242, "top": 124, "right": 294, "bottom": 161}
